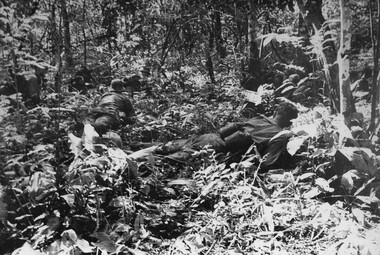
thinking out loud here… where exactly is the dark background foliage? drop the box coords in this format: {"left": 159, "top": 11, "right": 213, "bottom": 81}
{"left": 1, "top": 0, "right": 380, "bottom": 254}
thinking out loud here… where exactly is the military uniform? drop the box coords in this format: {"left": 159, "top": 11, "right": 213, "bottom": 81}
{"left": 160, "top": 115, "right": 295, "bottom": 171}
{"left": 88, "top": 80, "right": 135, "bottom": 135}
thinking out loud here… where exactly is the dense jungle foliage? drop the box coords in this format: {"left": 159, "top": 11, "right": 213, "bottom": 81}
{"left": 1, "top": 0, "right": 380, "bottom": 254}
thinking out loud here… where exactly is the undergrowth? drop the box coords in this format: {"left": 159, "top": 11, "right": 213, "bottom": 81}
{"left": 0, "top": 74, "right": 380, "bottom": 255}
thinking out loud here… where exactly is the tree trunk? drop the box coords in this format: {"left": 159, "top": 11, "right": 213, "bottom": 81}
{"left": 48, "top": 0, "right": 61, "bottom": 81}
{"left": 247, "top": 0, "right": 260, "bottom": 82}
{"left": 338, "top": 0, "right": 355, "bottom": 122}
{"left": 300, "top": 0, "right": 336, "bottom": 65}
{"left": 214, "top": 7, "right": 226, "bottom": 59}
{"left": 206, "top": 26, "right": 216, "bottom": 83}
{"left": 234, "top": 3, "right": 245, "bottom": 72}
{"left": 160, "top": 20, "right": 176, "bottom": 67}
{"left": 296, "top": 0, "right": 325, "bottom": 34}
{"left": 82, "top": 0, "right": 87, "bottom": 67}
{"left": 298, "top": 12, "right": 309, "bottom": 37}
{"left": 55, "top": 9, "right": 63, "bottom": 94}
{"left": 297, "top": 0, "right": 340, "bottom": 111}
{"left": 296, "top": 0, "right": 336, "bottom": 65}
{"left": 205, "top": 51, "right": 215, "bottom": 84}
{"left": 60, "top": 0, "right": 73, "bottom": 67}
{"left": 370, "top": 0, "right": 380, "bottom": 132}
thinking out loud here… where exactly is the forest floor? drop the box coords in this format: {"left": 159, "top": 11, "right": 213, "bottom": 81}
{"left": 1, "top": 84, "right": 380, "bottom": 255}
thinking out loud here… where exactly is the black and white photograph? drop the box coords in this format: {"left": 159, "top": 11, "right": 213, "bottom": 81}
{"left": 0, "top": 0, "right": 380, "bottom": 254}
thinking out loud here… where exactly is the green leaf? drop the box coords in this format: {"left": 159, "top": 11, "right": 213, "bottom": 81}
{"left": 128, "top": 146, "right": 158, "bottom": 160}
{"left": 109, "top": 196, "right": 132, "bottom": 208}
{"left": 15, "top": 214, "right": 33, "bottom": 221}
{"left": 76, "top": 239, "right": 94, "bottom": 253}
{"left": 355, "top": 196, "right": 380, "bottom": 204}
{"left": 114, "top": 223, "right": 132, "bottom": 233}
{"left": 303, "top": 187, "right": 321, "bottom": 199}
{"left": 341, "top": 170, "right": 360, "bottom": 194}
{"left": 287, "top": 136, "right": 306, "bottom": 156}
{"left": 91, "top": 232, "right": 116, "bottom": 253}
{"left": 201, "top": 180, "right": 221, "bottom": 196}
{"left": 11, "top": 242, "right": 44, "bottom": 255}
{"left": 126, "top": 247, "right": 149, "bottom": 255}
{"left": 61, "top": 229, "right": 78, "bottom": 245}
{"left": 82, "top": 123, "right": 99, "bottom": 151}
{"left": 31, "top": 14, "right": 49, "bottom": 21}
{"left": 315, "top": 178, "right": 334, "bottom": 193}
{"left": 337, "top": 147, "right": 378, "bottom": 176}
{"left": 298, "top": 172, "right": 315, "bottom": 181}
{"left": 354, "top": 177, "right": 376, "bottom": 196}
{"left": 68, "top": 133, "right": 82, "bottom": 157}
{"left": 352, "top": 208, "right": 369, "bottom": 227}
{"left": 61, "top": 194, "right": 75, "bottom": 207}
{"left": 167, "top": 179, "right": 194, "bottom": 186}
